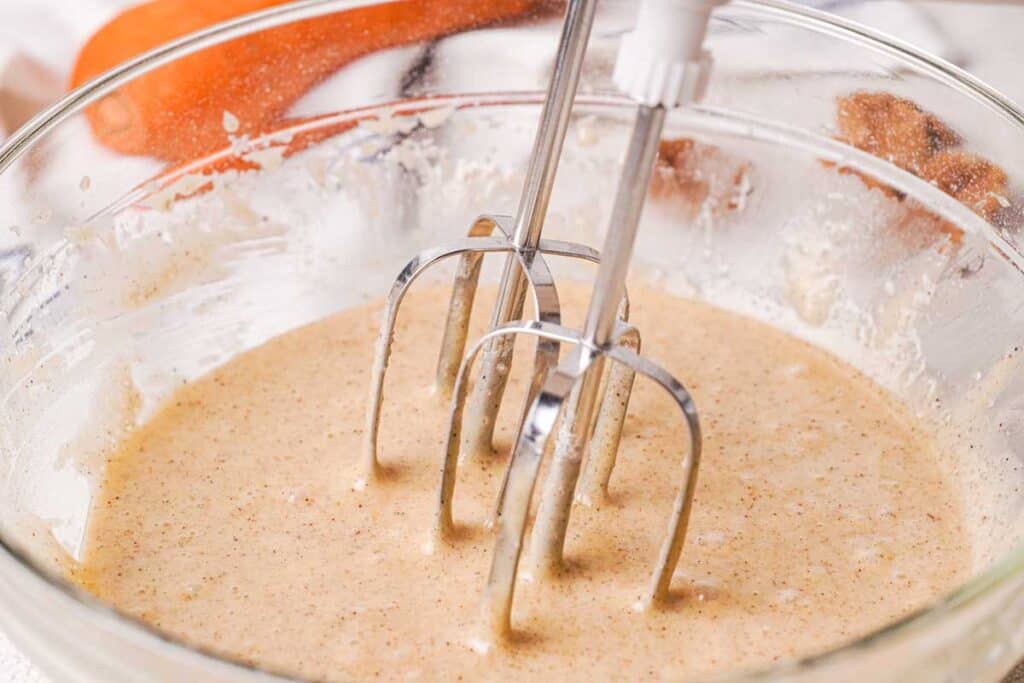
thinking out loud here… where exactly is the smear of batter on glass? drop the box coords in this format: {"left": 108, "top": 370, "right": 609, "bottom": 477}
{"left": 73, "top": 283, "right": 969, "bottom": 681}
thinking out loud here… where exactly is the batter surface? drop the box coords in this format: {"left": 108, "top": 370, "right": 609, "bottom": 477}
{"left": 74, "top": 284, "right": 968, "bottom": 681}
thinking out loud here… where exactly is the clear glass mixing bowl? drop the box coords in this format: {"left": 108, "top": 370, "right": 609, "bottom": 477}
{"left": 0, "top": 0, "right": 1023, "bottom": 680}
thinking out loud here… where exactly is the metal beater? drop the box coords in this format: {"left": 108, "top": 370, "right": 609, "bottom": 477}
{"left": 363, "top": 0, "right": 612, "bottom": 488}
{"left": 365, "top": 0, "right": 722, "bottom": 643}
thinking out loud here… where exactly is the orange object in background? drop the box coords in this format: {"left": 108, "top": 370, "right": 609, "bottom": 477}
{"left": 71, "top": 0, "right": 541, "bottom": 163}
{"left": 831, "top": 91, "right": 1016, "bottom": 245}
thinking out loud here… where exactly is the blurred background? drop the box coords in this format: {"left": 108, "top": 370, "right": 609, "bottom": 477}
{"left": 0, "top": 0, "right": 1018, "bottom": 142}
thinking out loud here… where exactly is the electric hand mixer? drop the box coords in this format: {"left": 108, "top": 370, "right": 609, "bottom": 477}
{"left": 364, "top": 0, "right": 722, "bottom": 643}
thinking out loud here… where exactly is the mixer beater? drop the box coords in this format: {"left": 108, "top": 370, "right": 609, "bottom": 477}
{"left": 363, "top": 0, "right": 611, "bottom": 487}
{"left": 365, "top": 0, "right": 722, "bottom": 643}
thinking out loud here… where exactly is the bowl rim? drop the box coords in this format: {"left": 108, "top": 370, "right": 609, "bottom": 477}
{"left": 2, "top": 0, "right": 1023, "bottom": 681}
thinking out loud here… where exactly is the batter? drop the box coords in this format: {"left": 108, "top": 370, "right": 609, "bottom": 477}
{"left": 73, "top": 283, "right": 969, "bottom": 681}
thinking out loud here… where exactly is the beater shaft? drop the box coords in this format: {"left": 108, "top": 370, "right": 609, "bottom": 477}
{"left": 527, "top": 103, "right": 666, "bottom": 576}
{"left": 456, "top": 0, "right": 598, "bottom": 461}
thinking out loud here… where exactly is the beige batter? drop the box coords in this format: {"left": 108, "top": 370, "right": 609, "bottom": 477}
{"left": 73, "top": 284, "right": 968, "bottom": 681}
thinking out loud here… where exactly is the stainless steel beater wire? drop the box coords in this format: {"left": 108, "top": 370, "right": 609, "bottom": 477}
{"left": 459, "top": 0, "right": 598, "bottom": 461}
{"left": 529, "top": 104, "right": 668, "bottom": 573}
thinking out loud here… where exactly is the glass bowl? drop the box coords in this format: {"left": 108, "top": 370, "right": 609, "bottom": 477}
{"left": 0, "top": 0, "right": 1022, "bottom": 680}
